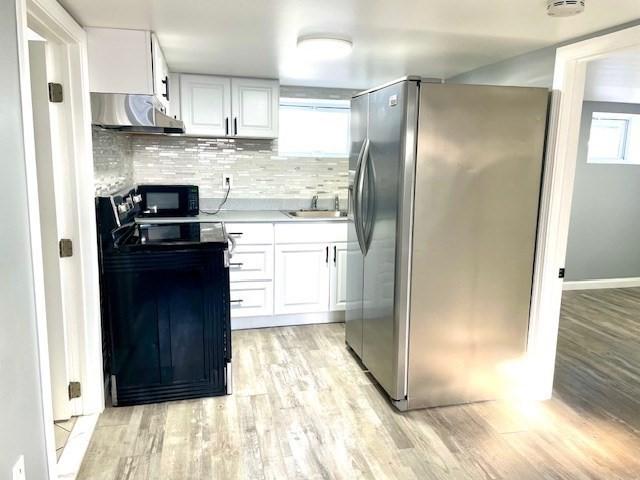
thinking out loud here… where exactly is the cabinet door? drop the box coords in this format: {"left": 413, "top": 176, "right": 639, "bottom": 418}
{"left": 87, "top": 28, "right": 153, "bottom": 95}
{"left": 231, "top": 78, "right": 279, "bottom": 138}
{"left": 180, "top": 74, "right": 232, "bottom": 136}
{"left": 151, "top": 33, "right": 170, "bottom": 111}
{"left": 230, "top": 281, "right": 273, "bottom": 318}
{"left": 167, "top": 73, "right": 181, "bottom": 119}
{"left": 275, "top": 243, "right": 329, "bottom": 314}
{"left": 330, "top": 242, "right": 348, "bottom": 312}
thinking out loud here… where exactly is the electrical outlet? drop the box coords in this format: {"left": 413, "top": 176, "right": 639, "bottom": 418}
{"left": 222, "top": 174, "right": 233, "bottom": 188}
{"left": 12, "top": 455, "right": 25, "bottom": 480}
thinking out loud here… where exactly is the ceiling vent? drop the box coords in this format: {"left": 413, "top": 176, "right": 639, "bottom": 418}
{"left": 547, "top": 0, "right": 585, "bottom": 17}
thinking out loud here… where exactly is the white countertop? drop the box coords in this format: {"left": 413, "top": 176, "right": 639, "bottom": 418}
{"left": 135, "top": 210, "right": 350, "bottom": 224}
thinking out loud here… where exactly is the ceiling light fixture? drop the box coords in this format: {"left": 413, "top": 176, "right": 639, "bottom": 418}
{"left": 296, "top": 35, "right": 353, "bottom": 59}
{"left": 547, "top": 0, "right": 585, "bottom": 17}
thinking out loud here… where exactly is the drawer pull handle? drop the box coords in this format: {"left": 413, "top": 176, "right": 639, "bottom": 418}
{"left": 229, "top": 262, "right": 244, "bottom": 268}
{"left": 230, "top": 299, "right": 244, "bottom": 303}
{"left": 228, "top": 232, "right": 244, "bottom": 236}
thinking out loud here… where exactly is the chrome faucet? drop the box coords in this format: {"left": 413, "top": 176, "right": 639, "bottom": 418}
{"left": 334, "top": 195, "right": 340, "bottom": 211}
{"left": 311, "top": 195, "right": 319, "bottom": 210}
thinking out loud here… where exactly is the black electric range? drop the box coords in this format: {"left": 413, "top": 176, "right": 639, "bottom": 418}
{"left": 116, "top": 221, "right": 228, "bottom": 250}
{"left": 96, "top": 191, "right": 232, "bottom": 406}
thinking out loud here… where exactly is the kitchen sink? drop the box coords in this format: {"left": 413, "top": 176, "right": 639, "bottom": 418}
{"left": 284, "top": 210, "right": 348, "bottom": 219}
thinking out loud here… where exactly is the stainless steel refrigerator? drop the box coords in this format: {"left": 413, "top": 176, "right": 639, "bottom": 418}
{"left": 345, "top": 78, "right": 548, "bottom": 410}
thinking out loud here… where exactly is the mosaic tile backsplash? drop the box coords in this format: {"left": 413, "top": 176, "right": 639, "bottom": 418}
{"left": 93, "top": 130, "right": 349, "bottom": 207}
{"left": 93, "top": 127, "right": 134, "bottom": 195}
{"left": 131, "top": 135, "right": 348, "bottom": 199}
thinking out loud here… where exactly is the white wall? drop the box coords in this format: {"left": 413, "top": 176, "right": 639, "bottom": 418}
{"left": 0, "top": 1, "right": 50, "bottom": 478}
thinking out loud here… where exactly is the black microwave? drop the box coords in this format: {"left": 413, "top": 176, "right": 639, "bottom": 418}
{"left": 137, "top": 185, "right": 199, "bottom": 217}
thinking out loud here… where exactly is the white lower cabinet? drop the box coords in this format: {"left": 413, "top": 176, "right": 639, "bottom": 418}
{"left": 228, "top": 221, "right": 348, "bottom": 328}
{"left": 230, "top": 281, "right": 273, "bottom": 318}
{"left": 330, "top": 242, "right": 348, "bottom": 312}
{"left": 274, "top": 243, "right": 330, "bottom": 314}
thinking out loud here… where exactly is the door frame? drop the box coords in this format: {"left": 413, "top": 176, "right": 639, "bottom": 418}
{"left": 16, "top": 0, "right": 103, "bottom": 474}
{"left": 528, "top": 24, "right": 640, "bottom": 400}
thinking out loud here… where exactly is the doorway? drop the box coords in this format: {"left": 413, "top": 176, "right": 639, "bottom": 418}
{"left": 528, "top": 25, "right": 640, "bottom": 401}
{"left": 553, "top": 45, "right": 640, "bottom": 431}
{"left": 28, "top": 28, "right": 84, "bottom": 461}
{"left": 28, "top": 30, "right": 76, "bottom": 424}
{"left": 16, "top": 0, "right": 104, "bottom": 476}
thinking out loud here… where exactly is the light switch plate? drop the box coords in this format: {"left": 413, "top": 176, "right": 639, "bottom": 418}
{"left": 12, "top": 455, "right": 25, "bottom": 480}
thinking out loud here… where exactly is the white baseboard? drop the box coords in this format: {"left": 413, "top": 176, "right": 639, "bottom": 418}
{"left": 563, "top": 277, "right": 640, "bottom": 291}
{"left": 232, "top": 311, "right": 344, "bottom": 330}
{"left": 56, "top": 413, "right": 99, "bottom": 480}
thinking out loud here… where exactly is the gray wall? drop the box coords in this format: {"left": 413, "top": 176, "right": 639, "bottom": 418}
{"left": 564, "top": 101, "right": 640, "bottom": 281}
{"left": 0, "top": 1, "right": 51, "bottom": 478}
{"left": 448, "top": 46, "right": 556, "bottom": 88}
{"left": 448, "top": 20, "right": 640, "bottom": 88}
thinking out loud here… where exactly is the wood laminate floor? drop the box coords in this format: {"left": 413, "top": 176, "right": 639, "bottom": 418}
{"left": 79, "top": 288, "right": 640, "bottom": 479}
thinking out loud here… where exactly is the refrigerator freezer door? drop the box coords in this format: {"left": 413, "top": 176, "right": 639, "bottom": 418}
{"left": 361, "top": 81, "right": 413, "bottom": 400}
{"left": 407, "top": 84, "right": 548, "bottom": 408}
{"left": 345, "top": 94, "right": 368, "bottom": 358}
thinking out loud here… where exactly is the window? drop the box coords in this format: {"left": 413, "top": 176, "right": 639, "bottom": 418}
{"left": 278, "top": 98, "right": 350, "bottom": 157}
{"left": 588, "top": 112, "right": 640, "bottom": 165}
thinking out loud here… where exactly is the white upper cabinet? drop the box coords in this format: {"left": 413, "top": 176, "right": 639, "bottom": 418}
{"left": 151, "top": 33, "right": 170, "bottom": 110}
{"left": 86, "top": 28, "right": 170, "bottom": 111}
{"left": 180, "top": 74, "right": 232, "bottom": 137}
{"left": 167, "top": 73, "right": 181, "bottom": 119}
{"left": 87, "top": 28, "right": 153, "bottom": 95}
{"left": 231, "top": 78, "right": 279, "bottom": 138}
{"left": 177, "top": 74, "right": 279, "bottom": 138}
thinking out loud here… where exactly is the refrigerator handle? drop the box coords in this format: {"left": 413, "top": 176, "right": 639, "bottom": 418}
{"left": 353, "top": 138, "right": 369, "bottom": 254}
{"left": 363, "top": 150, "right": 376, "bottom": 252}
{"left": 357, "top": 138, "right": 371, "bottom": 255}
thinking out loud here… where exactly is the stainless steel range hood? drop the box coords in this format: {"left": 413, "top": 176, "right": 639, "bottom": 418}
{"left": 91, "top": 93, "right": 184, "bottom": 134}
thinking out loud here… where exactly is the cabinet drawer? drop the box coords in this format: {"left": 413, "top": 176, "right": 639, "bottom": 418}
{"left": 229, "top": 244, "right": 274, "bottom": 282}
{"left": 275, "top": 223, "right": 348, "bottom": 244}
{"left": 230, "top": 281, "right": 273, "bottom": 318}
{"left": 226, "top": 223, "right": 274, "bottom": 245}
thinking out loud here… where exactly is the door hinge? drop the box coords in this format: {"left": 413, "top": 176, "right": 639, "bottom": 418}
{"left": 59, "top": 238, "right": 73, "bottom": 258}
{"left": 68, "top": 381, "right": 81, "bottom": 399}
{"left": 559, "top": 268, "right": 565, "bottom": 279}
{"left": 48, "top": 82, "right": 63, "bottom": 103}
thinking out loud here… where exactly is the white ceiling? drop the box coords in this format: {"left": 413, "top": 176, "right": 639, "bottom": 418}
{"left": 585, "top": 47, "right": 640, "bottom": 103}
{"left": 59, "top": 0, "right": 640, "bottom": 89}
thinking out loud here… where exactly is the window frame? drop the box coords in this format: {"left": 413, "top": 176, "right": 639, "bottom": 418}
{"left": 278, "top": 97, "right": 351, "bottom": 158}
{"left": 587, "top": 112, "right": 635, "bottom": 165}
